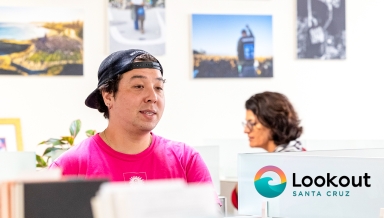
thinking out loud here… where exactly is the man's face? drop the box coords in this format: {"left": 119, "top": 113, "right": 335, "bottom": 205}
{"left": 107, "top": 67, "right": 165, "bottom": 132}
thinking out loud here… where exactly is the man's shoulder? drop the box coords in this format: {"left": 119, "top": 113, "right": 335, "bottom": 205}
{"left": 241, "top": 36, "right": 254, "bottom": 43}
{"left": 68, "top": 135, "right": 97, "bottom": 152}
{"left": 53, "top": 135, "right": 98, "bottom": 163}
{"left": 153, "top": 133, "right": 197, "bottom": 155}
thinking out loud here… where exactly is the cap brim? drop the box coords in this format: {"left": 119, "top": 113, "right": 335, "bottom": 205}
{"left": 85, "top": 88, "right": 100, "bottom": 109}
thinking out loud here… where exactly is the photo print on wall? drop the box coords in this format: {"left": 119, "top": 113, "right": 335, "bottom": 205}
{"left": 108, "top": 0, "right": 166, "bottom": 56}
{"left": 0, "top": 118, "right": 23, "bottom": 151}
{"left": 0, "top": 138, "right": 6, "bottom": 151}
{"left": 0, "top": 7, "right": 84, "bottom": 76}
{"left": 192, "top": 14, "right": 273, "bottom": 78}
{"left": 297, "top": 0, "right": 346, "bottom": 59}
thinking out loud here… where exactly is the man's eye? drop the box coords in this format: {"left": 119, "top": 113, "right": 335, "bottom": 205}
{"left": 134, "top": 85, "right": 144, "bottom": 89}
{"left": 156, "top": 87, "right": 163, "bottom": 91}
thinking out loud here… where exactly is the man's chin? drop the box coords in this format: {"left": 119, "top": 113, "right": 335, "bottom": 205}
{"left": 138, "top": 124, "right": 158, "bottom": 132}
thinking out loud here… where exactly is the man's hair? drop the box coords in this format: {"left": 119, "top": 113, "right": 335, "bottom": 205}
{"left": 245, "top": 91, "right": 303, "bottom": 145}
{"left": 95, "top": 53, "right": 159, "bottom": 119}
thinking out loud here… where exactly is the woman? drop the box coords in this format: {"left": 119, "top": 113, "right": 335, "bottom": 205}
{"left": 232, "top": 91, "right": 305, "bottom": 209}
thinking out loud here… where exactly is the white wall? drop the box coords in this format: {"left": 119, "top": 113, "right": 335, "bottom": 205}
{"left": 1, "top": 0, "right": 384, "bottom": 178}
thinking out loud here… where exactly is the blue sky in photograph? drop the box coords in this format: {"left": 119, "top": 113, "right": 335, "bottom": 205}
{"left": 0, "top": 7, "right": 83, "bottom": 40}
{"left": 0, "top": 7, "right": 83, "bottom": 23}
{"left": 192, "top": 14, "right": 273, "bottom": 57}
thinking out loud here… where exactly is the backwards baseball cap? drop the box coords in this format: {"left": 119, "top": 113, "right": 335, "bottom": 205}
{"left": 85, "top": 49, "right": 163, "bottom": 109}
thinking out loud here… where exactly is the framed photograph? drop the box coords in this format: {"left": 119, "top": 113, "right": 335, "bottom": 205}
{"left": 297, "top": 0, "right": 346, "bottom": 59}
{"left": 192, "top": 14, "right": 273, "bottom": 78}
{"left": 108, "top": 0, "right": 166, "bottom": 56}
{"left": 0, "top": 118, "right": 23, "bottom": 151}
{"left": 0, "top": 6, "right": 84, "bottom": 75}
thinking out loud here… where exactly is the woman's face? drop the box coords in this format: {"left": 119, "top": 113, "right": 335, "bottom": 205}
{"left": 244, "top": 110, "right": 272, "bottom": 149}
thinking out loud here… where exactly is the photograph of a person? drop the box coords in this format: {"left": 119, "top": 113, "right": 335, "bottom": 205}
{"left": 108, "top": 0, "right": 166, "bottom": 55}
{"left": 0, "top": 7, "right": 84, "bottom": 76}
{"left": 297, "top": 0, "right": 346, "bottom": 59}
{"left": 192, "top": 14, "right": 273, "bottom": 78}
{"left": 0, "top": 138, "right": 6, "bottom": 151}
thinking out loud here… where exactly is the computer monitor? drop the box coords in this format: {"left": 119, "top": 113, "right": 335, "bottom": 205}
{"left": 0, "top": 152, "right": 35, "bottom": 181}
{"left": 193, "top": 145, "right": 220, "bottom": 195}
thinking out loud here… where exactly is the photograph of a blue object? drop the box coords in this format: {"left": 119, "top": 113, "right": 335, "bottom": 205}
{"left": 192, "top": 14, "right": 273, "bottom": 78}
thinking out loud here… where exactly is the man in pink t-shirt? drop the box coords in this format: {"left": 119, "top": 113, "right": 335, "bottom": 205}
{"left": 52, "top": 132, "right": 211, "bottom": 183}
{"left": 51, "top": 49, "right": 214, "bottom": 187}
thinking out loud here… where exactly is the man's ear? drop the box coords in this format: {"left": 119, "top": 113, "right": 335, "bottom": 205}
{"left": 101, "top": 90, "right": 114, "bottom": 106}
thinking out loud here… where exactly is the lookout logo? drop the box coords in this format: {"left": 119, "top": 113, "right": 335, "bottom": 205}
{"left": 254, "top": 165, "right": 287, "bottom": 198}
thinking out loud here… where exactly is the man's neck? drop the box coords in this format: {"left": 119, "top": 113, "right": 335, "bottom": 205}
{"left": 101, "top": 125, "right": 152, "bottom": 155}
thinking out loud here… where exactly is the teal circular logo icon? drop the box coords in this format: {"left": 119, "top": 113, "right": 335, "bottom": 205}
{"left": 254, "top": 165, "right": 287, "bottom": 198}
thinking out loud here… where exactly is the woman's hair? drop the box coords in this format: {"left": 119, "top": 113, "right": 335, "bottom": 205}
{"left": 245, "top": 91, "right": 303, "bottom": 145}
{"left": 95, "top": 53, "right": 159, "bottom": 119}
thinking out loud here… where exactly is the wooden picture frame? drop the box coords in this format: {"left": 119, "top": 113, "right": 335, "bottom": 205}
{"left": 0, "top": 118, "right": 23, "bottom": 151}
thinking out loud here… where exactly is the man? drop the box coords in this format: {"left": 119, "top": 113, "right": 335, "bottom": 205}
{"left": 237, "top": 25, "right": 255, "bottom": 77}
{"left": 50, "top": 49, "right": 215, "bottom": 186}
{"left": 131, "top": 0, "right": 145, "bottom": 34}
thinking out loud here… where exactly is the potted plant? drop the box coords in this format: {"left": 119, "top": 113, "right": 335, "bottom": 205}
{"left": 36, "top": 119, "right": 96, "bottom": 168}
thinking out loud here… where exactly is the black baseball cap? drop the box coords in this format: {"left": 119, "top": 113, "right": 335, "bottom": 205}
{"left": 85, "top": 49, "right": 163, "bottom": 109}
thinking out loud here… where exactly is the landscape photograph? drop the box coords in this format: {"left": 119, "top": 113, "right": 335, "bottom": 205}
{"left": 0, "top": 7, "right": 84, "bottom": 76}
{"left": 192, "top": 14, "right": 273, "bottom": 78}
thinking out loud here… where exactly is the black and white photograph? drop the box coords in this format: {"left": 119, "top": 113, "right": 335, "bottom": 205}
{"left": 108, "top": 0, "right": 165, "bottom": 55}
{"left": 297, "top": 0, "right": 346, "bottom": 59}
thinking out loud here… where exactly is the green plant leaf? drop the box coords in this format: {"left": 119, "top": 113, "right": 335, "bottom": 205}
{"left": 42, "top": 138, "right": 65, "bottom": 146}
{"left": 43, "top": 147, "right": 64, "bottom": 156}
{"left": 69, "top": 119, "right": 81, "bottom": 138}
{"left": 38, "top": 140, "right": 48, "bottom": 145}
{"left": 36, "top": 154, "right": 47, "bottom": 168}
{"left": 61, "top": 136, "right": 74, "bottom": 145}
{"left": 86, "top": 129, "right": 96, "bottom": 137}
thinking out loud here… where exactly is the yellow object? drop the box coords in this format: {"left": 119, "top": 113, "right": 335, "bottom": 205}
{"left": 0, "top": 118, "right": 23, "bottom": 151}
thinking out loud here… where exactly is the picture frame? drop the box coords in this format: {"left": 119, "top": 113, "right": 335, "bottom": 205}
{"left": 191, "top": 14, "right": 273, "bottom": 78}
{"left": 0, "top": 118, "right": 23, "bottom": 151}
{"left": 0, "top": 6, "right": 84, "bottom": 76}
{"left": 108, "top": 0, "right": 166, "bottom": 56}
{"left": 297, "top": 0, "right": 346, "bottom": 59}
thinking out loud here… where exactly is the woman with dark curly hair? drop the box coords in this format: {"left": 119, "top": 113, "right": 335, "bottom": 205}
{"left": 231, "top": 91, "right": 306, "bottom": 209}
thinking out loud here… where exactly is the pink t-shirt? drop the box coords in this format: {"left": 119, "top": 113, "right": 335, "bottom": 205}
{"left": 50, "top": 133, "right": 213, "bottom": 184}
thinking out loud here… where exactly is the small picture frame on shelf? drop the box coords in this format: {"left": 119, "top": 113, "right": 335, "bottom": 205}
{"left": 0, "top": 118, "right": 23, "bottom": 151}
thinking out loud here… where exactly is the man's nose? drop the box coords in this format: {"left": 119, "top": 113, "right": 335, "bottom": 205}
{"left": 144, "top": 87, "right": 158, "bottom": 103}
